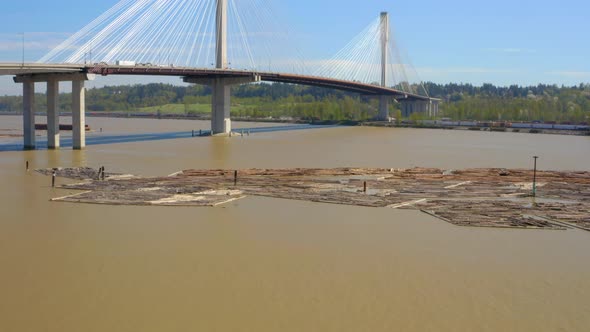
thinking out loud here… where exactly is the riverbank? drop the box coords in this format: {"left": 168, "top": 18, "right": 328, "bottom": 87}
{"left": 362, "top": 121, "right": 590, "bottom": 136}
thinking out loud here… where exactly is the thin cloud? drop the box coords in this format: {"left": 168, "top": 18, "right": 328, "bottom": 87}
{"left": 485, "top": 48, "right": 536, "bottom": 54}
{"left": 547, "top": 71, "right": 590, "bottom": 78}
{"left": 417, "top": 67, "right": 515, "bottom": 75}
{"left": 0, "top": 32, "right": 71, "bottom": 51}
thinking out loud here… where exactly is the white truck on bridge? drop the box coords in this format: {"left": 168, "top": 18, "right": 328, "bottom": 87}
{"left": 116, "top": 60, "right": 136, "bottom": 66}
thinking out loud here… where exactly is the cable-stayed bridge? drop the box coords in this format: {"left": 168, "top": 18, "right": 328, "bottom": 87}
{"left": 0, "top": 0, "right": 439, "bottom": 150}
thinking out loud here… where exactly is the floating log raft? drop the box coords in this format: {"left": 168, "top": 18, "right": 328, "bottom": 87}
{"left": 36, "top": 167, "right": 133, "bottom": 181}
{"left": 38, "top": 167, "right": 590, "bottom": 231}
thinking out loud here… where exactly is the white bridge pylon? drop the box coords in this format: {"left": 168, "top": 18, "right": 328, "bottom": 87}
{"left": 379, "top": 12, "right": 390, "bottom": 121}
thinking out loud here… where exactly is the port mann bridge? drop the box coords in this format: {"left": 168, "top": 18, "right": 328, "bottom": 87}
{"left": 0, "top": 0, "right": 439, "bottom": 150}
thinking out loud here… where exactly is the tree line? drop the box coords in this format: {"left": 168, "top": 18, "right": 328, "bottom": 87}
{"left": 1, "top": 82, "right": 588, "bottom": 123}
{"left": 423, "top": 82, "right": 590, "bottom": 123}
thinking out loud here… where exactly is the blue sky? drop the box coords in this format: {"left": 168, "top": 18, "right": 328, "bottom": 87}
{"left": 1, "top": 0, "right": 589, "bottom": 94}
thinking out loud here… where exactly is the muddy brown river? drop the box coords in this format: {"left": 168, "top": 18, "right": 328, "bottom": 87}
{"left": 0, "top": 115, "right": 589, "bottom": 332}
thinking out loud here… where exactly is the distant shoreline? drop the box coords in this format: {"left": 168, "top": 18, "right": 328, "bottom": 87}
{"left": 361, "top": 121, "right": 590, "bottom": 137}
{"left": 1, "top": 112, "right": 588, "bottom": 137}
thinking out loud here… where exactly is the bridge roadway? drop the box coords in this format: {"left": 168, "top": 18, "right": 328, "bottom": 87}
{"left": 0, "top": 63, "right": 429, "bottom": 101}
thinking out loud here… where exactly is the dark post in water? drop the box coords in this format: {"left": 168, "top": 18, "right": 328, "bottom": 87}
{"left": 532, "top": 156, "right": 539, "bottom": 197}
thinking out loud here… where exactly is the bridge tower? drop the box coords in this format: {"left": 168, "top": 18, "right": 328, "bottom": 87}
{"left": 378, "top": 12, "right": 439, "bottom": 120}
{"left": 216, "top": 0, "right": 228, "bottom": 70}
{"left": 210, "top": 0, "right": 232, "bottom": 135}
{"left": 377, "top": 12, "right": 390, "bottom": 121}
{"left": 185, "top": 0, "right": 259, "bottom": 135}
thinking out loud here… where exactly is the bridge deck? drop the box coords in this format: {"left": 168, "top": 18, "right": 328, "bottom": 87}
{"left": 0, "top": 63, "right": 432, "bottom": 101}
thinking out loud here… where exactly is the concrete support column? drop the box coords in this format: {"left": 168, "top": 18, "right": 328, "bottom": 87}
{"left": 47, "top": 80, "right": 60, "bottom": 149}
{"left": 15, "top": 73, "right": 94, "bottom": 149}
{"left": 378, "top": 96, "right": 389, "bottom": 120}
{"left": 22, "top": 81, "right": 36, "bottom": 150}
{"left": 211, "top": 79, "right": 231, "bottom": 135}
{"left": 401, "top": 100, "right": 419, "bottom": 118}
{"left": 72, "top": 80, "right": 86, "bottom": 149}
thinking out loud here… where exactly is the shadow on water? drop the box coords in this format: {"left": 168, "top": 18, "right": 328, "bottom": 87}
{"left": 0, "top": 124, "right": 339, "bottom": 152}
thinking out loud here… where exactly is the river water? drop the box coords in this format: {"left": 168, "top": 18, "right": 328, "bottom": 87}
{"left": 0, "top": 115, "right": 589, "bottom": 332}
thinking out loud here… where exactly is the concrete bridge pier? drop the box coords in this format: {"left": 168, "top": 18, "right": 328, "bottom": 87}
{"left": 212, "top": 79, "right": 231, "bottom": 135}
{"left": 378, "top": 95, "right": 390, "bottom": 121}
{"left": 46, "top": 79, "right": 60, "bottom": 149}
{"left": 401, "top": 99, "right": 440, "bottom": 118}
{"left": 22, "top": 81, "right": 36, "bottom": 150}
{"left": 184, "top": 75, "right": 260, "bottom": 135}
{"left": 72, "top": 80, "right": 86, "bottom": 149}
{"left": 15, "top": 73, "right": 94, "bottom": 150}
